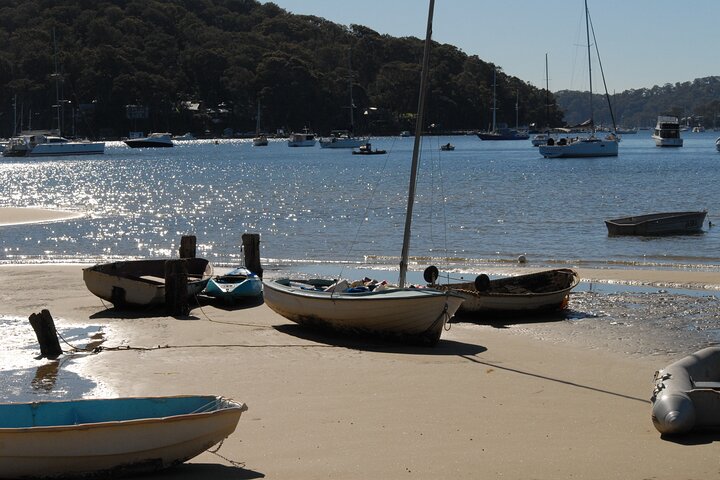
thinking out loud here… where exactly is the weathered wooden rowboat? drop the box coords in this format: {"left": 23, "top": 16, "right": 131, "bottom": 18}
{"left": 263, "top": 278, "right": 464, "bottom": 346}
{"left": 427, "top": 267, "right": 580, "bottom": 316}
{"left": 605, "top": 211, "right": 707, "bottom": 236}
{"left": 83, "top": 258, "right": 213, "bottom": 307}
{"left": 651, "top": 347, "right": 720, "bottom": 435}
{"left": 0, "top": 395, "right": 247, "bottom": 478}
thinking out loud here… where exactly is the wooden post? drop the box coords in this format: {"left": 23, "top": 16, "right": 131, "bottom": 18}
{"left": 165, "top": 259, "right": 189, "bottom": 316}
{"left": 179, "top": 235, "right": 196, "bottom": 259}
{"left": 242, "top": 233, "right": 263, "bottom": 279}
{"left": 28, "top": 309, "right": 63, "bottom": 358}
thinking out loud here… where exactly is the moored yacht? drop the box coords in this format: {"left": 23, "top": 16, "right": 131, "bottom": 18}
{"left": 124, "top": 132, "right": 174, "bottom": 148}
{"left": 652, "top": 116, "right": 683, "bottom": 147}
{"left": 319, "top": 130, "right": 365, "bottom": 148}
{"left": 2, "top": 133, "right": 105, "bottom": 157}
{"left": 287, "top": 128, "right": 316, "bottom": 147}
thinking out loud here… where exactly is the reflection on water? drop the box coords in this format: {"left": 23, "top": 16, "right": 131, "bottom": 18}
{"left": 0, "top": 316, "right": 111, "bottom": 402}
{"left": 0, "top": 136, "right": 719, "bottom": 270}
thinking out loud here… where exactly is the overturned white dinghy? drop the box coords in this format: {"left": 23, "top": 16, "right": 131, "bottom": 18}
{"left": 651, "top": 347, "right": 720, "bottom": 435}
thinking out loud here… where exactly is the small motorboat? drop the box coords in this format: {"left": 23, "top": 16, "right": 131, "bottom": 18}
{"left": 0, "top": 395, "right": 247, "bottom": 478}
{"left": 651, "top": 347, "right": 720, "bottom": 435}
{"left": 83, "top": 258, "right": 213, "bottom": 308}
{"left": 204, "top": 267, "right": 262, "bottom": 303}
{"left": 440, "top": 143, "right": 455, "bottom": 151}
{"left": 425, "top": 267, "right": 579, "bottom": 317}
{"left": 605, "top": 211, "right": 707, "bottom": 236}
{"left": 124, "top": 132, "right": 174, "bottom": 148}
{"left": 352, "top": 143, "right": 386, "bottom": 155}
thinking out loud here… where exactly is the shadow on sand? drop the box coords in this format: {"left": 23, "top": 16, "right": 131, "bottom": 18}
{"left": 137, "top": 463, "right": 264, "bottom": 479}
{"left": 273, "top": 323, "right": 486, "bottom": 356}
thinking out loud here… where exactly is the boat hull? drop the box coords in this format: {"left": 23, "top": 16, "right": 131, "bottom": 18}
{"left": 29, "top": 142, "right": 105, "bottom": 156}
{"left": 263, "top": 279, "right": 464, "bottom": 346}
{"left": 651, "top": 347, "right": 720, "bottom": 435}
{"left": 433, "top": 268, "right": 579, "bottom": 316}
{"left": 538, "top": 137, "right": 618, "bottom": 158}
{"left": 0, "top": 395, "right": 246, "bottom": 479}
{"left": 204, "top": 267, "right": 263, "bottom": 302}
{"left": 319, "top": 138, "right": 365, "bottom": 148}
{"left": 605, "top": 211, "right": 706, "bottom": 236}
{"left": 82, "top": 258, "right": 212, "bottom": 307}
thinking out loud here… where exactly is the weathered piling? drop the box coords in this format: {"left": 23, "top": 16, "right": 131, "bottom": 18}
{"left": 28, "top": 309, "right": 63, "bottom": 358}
{"left": 242, "top": 233, "right": 263, "bottom": 279}
{"left": 179, "top": 235, "right": 197, "bottom": 259}
{"left": 165, "top": 259, "right": 189, "bottom": 316}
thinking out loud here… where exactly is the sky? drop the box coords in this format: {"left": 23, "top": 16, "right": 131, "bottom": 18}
{"left": 262, "top": 0, "right": 718, "bottom": 93}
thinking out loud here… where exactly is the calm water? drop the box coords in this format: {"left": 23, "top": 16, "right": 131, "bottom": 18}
{"left": 1, "top": 132, "right": 720, "bottom": 400}
{"left": 1, "top": 131, "right": 719, "bottom": 272}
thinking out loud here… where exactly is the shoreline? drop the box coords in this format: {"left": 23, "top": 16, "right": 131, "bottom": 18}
{"left": 0, "top": 263, "right": 717, "bottom": 478}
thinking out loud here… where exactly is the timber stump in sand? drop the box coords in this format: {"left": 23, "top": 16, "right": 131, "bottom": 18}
{"left": 242, "top": 233, "right": 263, "bottom": 279}
{"left": 165, "top": 259, "right": 189, "bottom": 316}
{"left": 179, "top": 235, "right": 197, "bottom": 259}
{"left": 29, "top": 309, "right": 63, "bottom": 358}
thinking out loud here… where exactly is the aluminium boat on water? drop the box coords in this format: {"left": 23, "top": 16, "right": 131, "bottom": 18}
{"left": 0, "top": 395, "right": 247, "bottom": 478}
{"left": 604, "top": 211, "right": 706, "bottom": 236}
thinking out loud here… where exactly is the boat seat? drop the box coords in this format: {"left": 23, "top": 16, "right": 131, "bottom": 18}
{"left": 692, "top": 381, "right": 720, "bottom": 390}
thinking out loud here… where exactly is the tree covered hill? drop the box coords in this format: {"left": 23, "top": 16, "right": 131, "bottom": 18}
{"left": 0, "top": 0, "right": 716, "bottom": 139}
{"left": 0, "top": 0, "right": 563, "bottom": 138}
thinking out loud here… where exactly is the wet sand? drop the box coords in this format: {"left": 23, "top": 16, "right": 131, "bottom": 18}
{"left": 0, "top": 207, "right": 83, "bottom": 226}
{"left": 1, "top": 262, "right": 719, "bottom": 480}
{"left": 1, "top": 208, "right": 719, "bottom": 479}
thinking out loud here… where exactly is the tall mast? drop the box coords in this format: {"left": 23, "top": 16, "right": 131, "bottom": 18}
{"left": 52, "top": 28, "right": 62, "bottom": 135}
{"left": 585, "top": 0, "right": 593, "bottom": 132}
{"left": 399, "top": 0, "right": 434, "bottom": 288}
{"left": 348, "top": 49, "right": 354, "bottom": 132}
{"left": 491, "top": 68, "right": 497, "bottom": 132}
{"left": 545, "top": 53, "right": 550, "bottom": 131}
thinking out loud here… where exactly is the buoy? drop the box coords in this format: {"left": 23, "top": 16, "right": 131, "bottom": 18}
{"left": 518, "top": 255, "right": 527, "bottom": 264}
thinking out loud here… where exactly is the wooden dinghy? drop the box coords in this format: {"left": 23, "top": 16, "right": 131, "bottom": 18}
{"left": 651, "top": 347, "right": 720, "bottom": 435}
{"left": 263, "top": 278, "right": 464, "bottom": 346}
{"left": 605, "top": 211, "right": 707, "bottom": 236}
{"left": 426, "top": 267, "right": 580, "bottom": 316}
{"left": 0, "top": 395, "right": 247, "bottom": 478}
{"left": 83, "top": 258, "right": 213, "bottom": 307}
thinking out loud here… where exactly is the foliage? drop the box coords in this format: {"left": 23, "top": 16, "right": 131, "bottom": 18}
{"left": 0, "top": 0, "right": 564, "bottom": 138}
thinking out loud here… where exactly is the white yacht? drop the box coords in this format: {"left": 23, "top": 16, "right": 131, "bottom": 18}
{"left": 319, "top": 130, "right": 365, "bottom": 149}
{"left": 287, "top": 128, "right": 316, "bottom": 147}
{"left": 2, "top": 133, "right": 105, "bottom": 157}
{"left": 124, "top": 132, "right": 174, "bottom": 148}
{"left": 652, "top": 116, "right": 683, "bottom": 147}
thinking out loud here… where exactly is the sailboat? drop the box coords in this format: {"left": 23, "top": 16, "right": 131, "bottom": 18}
{"left": 3, "top": 31, "right": 105, "bottom": 157}
{"left": 319, "top": 51, "right": 366, "bottom": 149}
{"left": 476, "top": 68, "right": 529, "bottom": 141}
{"left": 252, "top": 100, "right": 268, "bottom": 146}
{"left": 263, "top": 0, "right": 464, "bottom": 346}
{"left": 538, "top": 0, "right": 618, "bottom": 158}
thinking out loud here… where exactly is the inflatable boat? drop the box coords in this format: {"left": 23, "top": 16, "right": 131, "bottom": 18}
{"left": 651, "top": 346, "right": 720, "bottom": 435}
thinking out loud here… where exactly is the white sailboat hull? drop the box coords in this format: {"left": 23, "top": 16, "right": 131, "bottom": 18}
{"left": 263, "top": 279, "right": 464, "bottom": 345}
{"left": 538, "top": 137, "right": 618, "bottom": 158}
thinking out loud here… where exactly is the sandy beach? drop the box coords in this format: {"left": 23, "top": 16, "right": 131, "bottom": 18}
{"left": 0, "top": 207, "right": 83, "bottom": 226}
{"left": 2, "top": 210, "right": 719, "bottom": 479}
